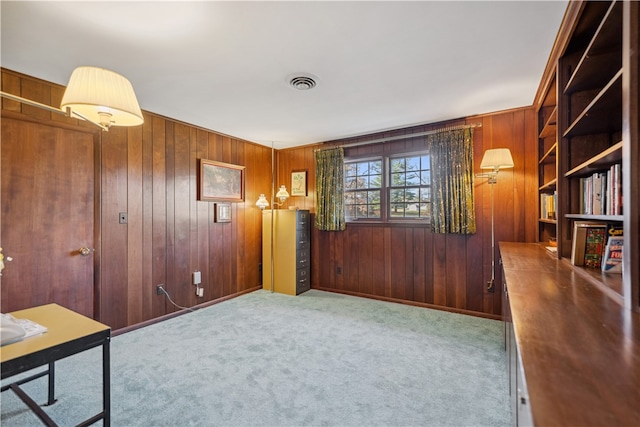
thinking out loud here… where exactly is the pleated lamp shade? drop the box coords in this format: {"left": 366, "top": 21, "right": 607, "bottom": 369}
{"left": 480, "top": 148, "right": 514, "bottom": 171}
{"left": 60, "top": 66, "right": 144, "bottom": 128}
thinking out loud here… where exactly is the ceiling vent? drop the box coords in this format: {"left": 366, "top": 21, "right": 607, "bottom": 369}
{"left": 289, "top": 74, "right": 317, "bottom": 90}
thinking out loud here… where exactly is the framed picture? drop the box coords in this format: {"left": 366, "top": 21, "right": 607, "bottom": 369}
{"left": 198, "top": 159, "right": 245, "bottom": 202}
{"left": 291, "top": 170, "right": 307, "bottom": 196}
{"left": 214, "top": 203, "right": 231, "bottom": 223}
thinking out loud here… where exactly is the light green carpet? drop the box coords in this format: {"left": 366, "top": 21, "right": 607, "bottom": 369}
{"left": 1, "top": 290, "right": 510, "bottom": 426}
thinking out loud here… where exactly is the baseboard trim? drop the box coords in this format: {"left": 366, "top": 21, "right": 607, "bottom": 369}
{"left": 312, "top": 287, "right": 502, "bottom": 321}
{"left": 112, "top": 286, "right": 262, "bottom": 336}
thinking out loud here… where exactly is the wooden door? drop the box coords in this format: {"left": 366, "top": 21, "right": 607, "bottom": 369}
{"left": 1, "top": 117, "right": 96, "bottom": 318}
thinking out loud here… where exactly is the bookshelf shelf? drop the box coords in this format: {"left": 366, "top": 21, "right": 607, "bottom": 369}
{"left": 563, "top": 71, "right": 622, "bottom": 138}
{"left": 539, "top": 142, "right": 557, "bottom": 164}
{"left": 565, "top": 213, "right": 623, "bottom": 221}
{"left": 539, "top": 178, "right": 557, "bottom": 191}
{"left": 564, "top": 141, "right": 623, "bottom": 178}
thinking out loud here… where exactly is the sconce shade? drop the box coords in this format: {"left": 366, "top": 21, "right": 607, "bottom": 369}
{"left": 256, "top": 194, "right": 269, "bottom": 210}
{"left": 276, "top": 185, "right": 290, "bottom": 201}
{"left": 60, "top": 66, "right": 144, "bottom": 128}
{"left": 480, "top": 148, "right": 514, "bottom": 171}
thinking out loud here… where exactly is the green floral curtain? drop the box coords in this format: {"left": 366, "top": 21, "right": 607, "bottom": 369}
{"left": 427, "top": 128, "right": 476, "bottom": 234}
{"left": 315, "top": 147, "right": 346, "bottom": 231}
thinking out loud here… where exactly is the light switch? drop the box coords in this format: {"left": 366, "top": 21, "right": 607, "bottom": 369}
{"left": 193, "top": 271, "right": 201, "bottom": 285}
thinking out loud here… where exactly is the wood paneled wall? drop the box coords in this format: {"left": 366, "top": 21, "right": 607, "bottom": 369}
{"left": 277, "top": 109, "right": 537, "bottom": 318}
{"left": 1, "top": 69, "right": 272, "bottom": 330}
{"left": 2, "top": 68, "right": 537, "bottom": 326}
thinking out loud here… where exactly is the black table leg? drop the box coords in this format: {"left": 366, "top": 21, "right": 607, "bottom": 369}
{"left": 46, "top": 362, "right": 56, "bottom": 406}
{"left": 103, "top": 340, "right": 110, "bottom": 426}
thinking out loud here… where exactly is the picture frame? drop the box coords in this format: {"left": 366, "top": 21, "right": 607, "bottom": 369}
{"left": 198, "top": 159, "right": 245, "bottom": 202}
{"left": 214, "top": 203, "right": 231, "bottom": 223}
{"left": 291, "top": 170, "right": 307, "bottom": 197}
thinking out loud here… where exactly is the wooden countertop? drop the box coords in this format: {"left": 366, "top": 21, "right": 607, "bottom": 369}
{"left": 499, "top": 242, "right": 640, "bottom": 427}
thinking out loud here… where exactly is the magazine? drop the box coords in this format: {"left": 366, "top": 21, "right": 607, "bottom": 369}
{"left": 602, "top": 236, "right": 624, "bottom": 273}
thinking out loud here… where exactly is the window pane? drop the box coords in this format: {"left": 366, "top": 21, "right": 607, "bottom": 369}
{"left": 390, "top": 158, "right": 405, "bottom": 172}
{"left": 406, "top": 157, "right": 420, "bottom": 170}
{"left": 391, "top": 172, "right": 405, "bottom": 186}
{"left": 345, "top": 176, "right": 357, "bottom": 190}
{"left": 405, "top": 189, "right": 418, "bottom": 202}
{"left": 406, "top": 171, "right": 420, "bottom": 186}
{"left": 420, "top": 203, "right": 431, "bottom": 217}
{"left": 420, "top": 170, "right": 431, "bottom": 185}
{"left": 370, "top": 161, "right": 382, "bottom": 174}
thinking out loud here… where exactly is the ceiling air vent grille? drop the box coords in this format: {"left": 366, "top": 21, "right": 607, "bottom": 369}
{"left": 289, "top": 75, "right": 317, "bottom": 90}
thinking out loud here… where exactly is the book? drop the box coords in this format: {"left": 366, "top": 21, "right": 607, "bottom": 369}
{"left": 571, "top": 222, "right": 606, "bottom": 267}
{"left": 583, "top": 226, "right": 607, "bottom": 268}
{"left": 602, "top": 236, "right": 623, "bottom": 273}
{"left": 592, "top": 172, "right": 603, "bottom": 215}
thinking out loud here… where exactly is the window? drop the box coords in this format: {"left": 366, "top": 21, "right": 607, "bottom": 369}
{"left": 389, "top": 155, "right": 431, "bottom": 219}
{"left": 344, "top": 159, "right": 382, "bottom": 219}
{"left": 344, "top": 153, "right": 430, "bottom": 222}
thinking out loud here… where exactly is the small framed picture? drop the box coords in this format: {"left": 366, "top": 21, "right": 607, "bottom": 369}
{"left": 291, "top": 170, "right": 307, "bottom": 196}
{"left": 214, "top": 203, "right": 231, "bottom": 223}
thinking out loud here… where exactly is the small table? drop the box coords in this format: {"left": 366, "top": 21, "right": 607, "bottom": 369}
{"left": 1, "top": 304, "right": 111, "bottom": 427}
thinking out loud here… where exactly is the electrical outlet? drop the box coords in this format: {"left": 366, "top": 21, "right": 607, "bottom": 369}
{"left": 119, "top": 212, "right": 128, "bottom": 224}
{"left": 156, "top": 284, "right": 165, "bottom": 295}
{"left": 336, "top": 266, "right": 342, "bottom": 274}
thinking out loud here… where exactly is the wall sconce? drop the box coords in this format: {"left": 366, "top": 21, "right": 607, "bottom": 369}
{"left": 275, "top": 185, "right": 290, "bottom": 205}
{"left": 476, "top": 148, "right": 514, "bottom": 293}
{"left": 0, "top": 66, "right": 144, "bottom": 131}
{"left": 478, "top": 148, "right": 514, "bottom": 183}
{"left": 255, "top": 194, "right": 269, "bottom": 210}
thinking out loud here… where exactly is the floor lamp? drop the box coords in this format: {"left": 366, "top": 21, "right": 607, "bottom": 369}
{"left": 255, "top": 143, "right": 289, "bottom": 293}
{"left": 477, "top": 148, "right": 514, "bottom": 293}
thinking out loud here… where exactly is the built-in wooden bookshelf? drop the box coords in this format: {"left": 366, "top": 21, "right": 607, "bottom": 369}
{"left": 536, "top": 0, "right": 638, "bottom": 311}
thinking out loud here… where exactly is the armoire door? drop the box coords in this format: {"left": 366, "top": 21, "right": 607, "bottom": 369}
{"left": 1, "top": 117, "right": 96, "bottom": 318}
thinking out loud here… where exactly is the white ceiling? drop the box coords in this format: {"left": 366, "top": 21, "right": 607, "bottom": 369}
{"left": 1, "top": 1, "right": 567, "bottom": 149}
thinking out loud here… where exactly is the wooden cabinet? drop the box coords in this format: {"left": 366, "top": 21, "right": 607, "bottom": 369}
{"left": 502, "top": 265, "right": 533, "bottom": 427}
{"left": 536, "top": 0, "right": 638, "bottom": 310}
{"left": 262, "top": 209, "right": 311, "bottom": 295}
{"left": 500, "top": 242, "right": 640, "bottom": 426}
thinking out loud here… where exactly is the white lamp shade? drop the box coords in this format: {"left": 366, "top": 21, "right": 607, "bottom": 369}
{"left": 480, "top": 148, "right": 514, "bottom": 170}
{"left": 276, "top": 185, "right": 289, "bottom": 199}
{"left": 61, "top": 66, "right": 144, "bottom": 127}
{"left": 256, "top": 194, "right": 269, "bottom": 209}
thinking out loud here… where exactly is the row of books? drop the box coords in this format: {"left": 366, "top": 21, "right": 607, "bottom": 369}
{"left": 571, "top": 221, "right": 623, "bottom": 272}
{"left": 578, "top": 163, "right": 622, "bottom": 216}
{"left": 540, "top": 191, "right": 557, "bottom": 220}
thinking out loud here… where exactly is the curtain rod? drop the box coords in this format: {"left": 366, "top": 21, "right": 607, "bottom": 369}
{"left": 315, "top": 122, "right": 482, "bottom": 152}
